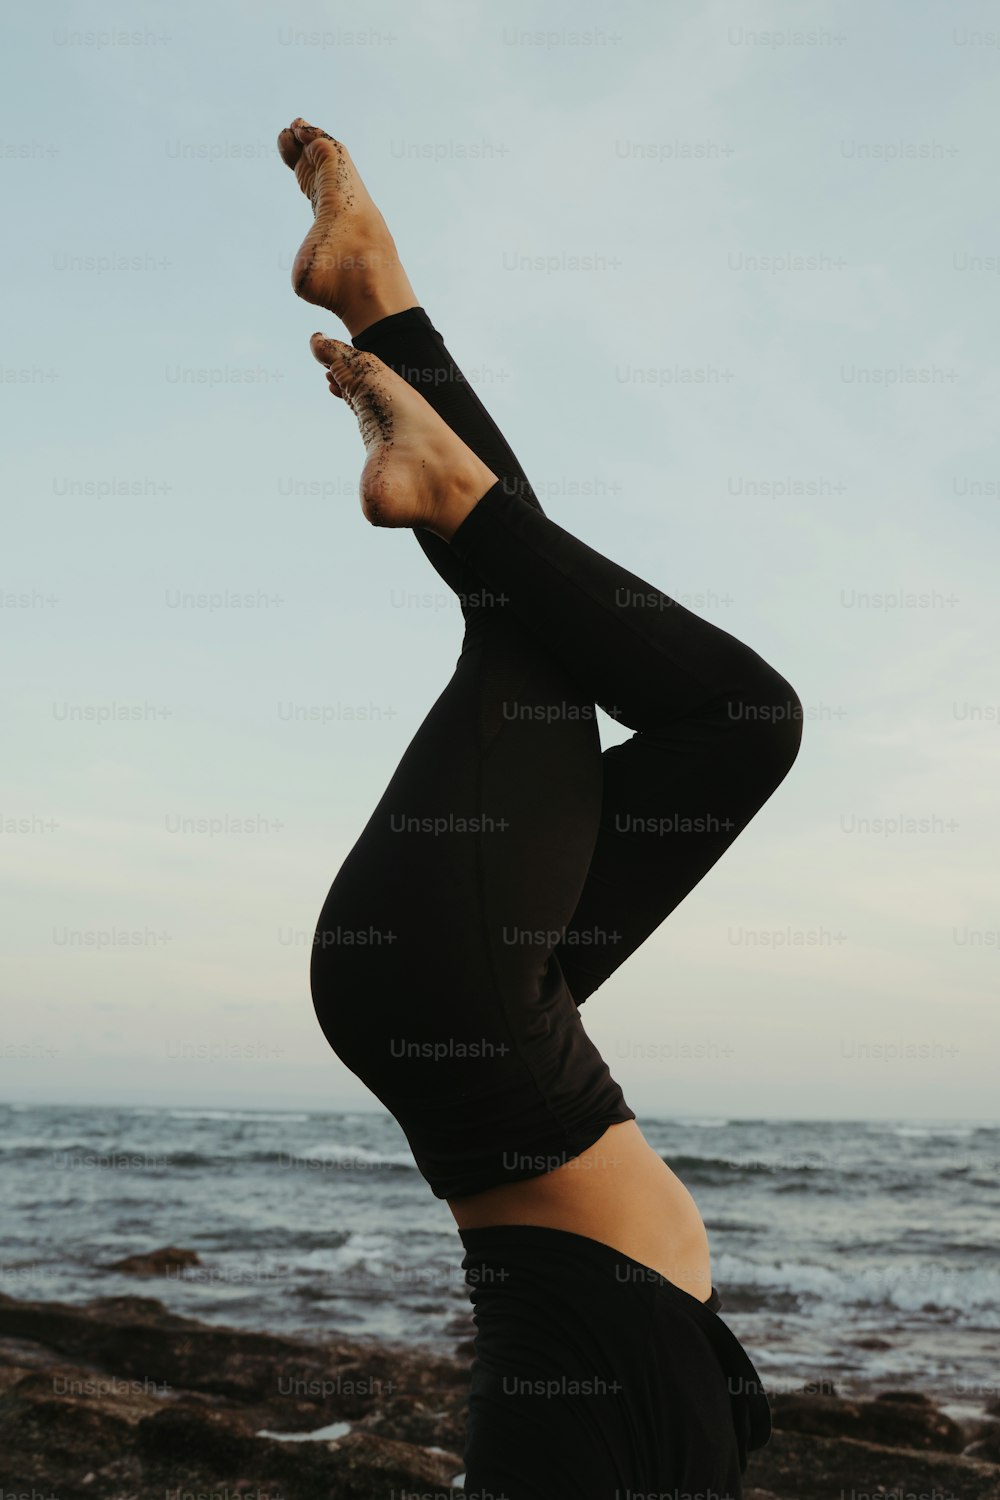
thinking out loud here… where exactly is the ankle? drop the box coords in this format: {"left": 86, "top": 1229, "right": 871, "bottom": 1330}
{"left": 428, "top": 464, "right": 497, "bottom": 543}
{"left": 338, "top": 284, "right": 420, "bottom": 340}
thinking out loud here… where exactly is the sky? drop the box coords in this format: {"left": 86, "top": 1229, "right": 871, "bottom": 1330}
{"left": 2, "top": 0, "right": 998, "bottom": 1122}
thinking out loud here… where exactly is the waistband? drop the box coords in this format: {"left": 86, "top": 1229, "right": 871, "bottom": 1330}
{"left": 457, "top": 1222, "right": 722, "bottom": 1312}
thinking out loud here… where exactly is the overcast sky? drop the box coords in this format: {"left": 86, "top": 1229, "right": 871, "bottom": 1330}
{"left": 3, "top": 0, "right": 998, "bottom": 1122}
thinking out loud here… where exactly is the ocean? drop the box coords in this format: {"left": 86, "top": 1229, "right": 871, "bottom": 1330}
{"left": 1, "top": 1102, "right": 997, "bottom": 1417}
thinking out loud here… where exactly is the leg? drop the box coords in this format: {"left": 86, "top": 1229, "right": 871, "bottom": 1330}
{"left": 445, "top": 484, "right": 804, "bottom": 1008}
{"left": 276, "top": 119, "right": 800, "bottom": 943}
{"left": 334, "top": 305, "right": 801, "bottom": 1007}
{"left": 309, "top": 568, "right": 637, "bottom": 1203}
{"left": 315, "top": 334, "right": 803, "bottom": 1024}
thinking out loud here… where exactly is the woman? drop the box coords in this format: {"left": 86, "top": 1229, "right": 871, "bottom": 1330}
{"left": 278, "top": 115, "right": 800, "bottom": 1498}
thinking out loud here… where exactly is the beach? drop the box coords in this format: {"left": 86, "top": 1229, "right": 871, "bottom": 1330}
{"left": 1, "top": 1102, "right": 998, "bottom": 1495}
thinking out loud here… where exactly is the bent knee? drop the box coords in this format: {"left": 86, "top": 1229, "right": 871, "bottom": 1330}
{"left": 731, "top": 667, "right": 803, "bottom": 779}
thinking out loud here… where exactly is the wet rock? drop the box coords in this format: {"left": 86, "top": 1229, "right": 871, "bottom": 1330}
{"left": 0, "top": 1365, "right": 149, "bottom": 1499}
{"left": 355, "top": 1390, "right": 467, "bottom": 1452}
{"left": 961, "top": 1416, "right": 1000, "bottom": 1444}
{"left": 0, "top": 1289, "right": 470, "bottom": 1498}
{"left": 966, "top": 1425, "right": 1000, "bottom": 1464}
{"left": 1, "top": 1287, "right": 996, "bottom": 1500}
{"left": 138, "top": 1406, "right": 464, "bottom": 1499}
{"left": 770, "top": 1388, "right": 966, "bottom": 1452}
{"left": 746, "top": 1427, "right": 1000, "bottom": 1500}
{"left": 106, "top": 1244, "right": 202, "bottom": 1275}
{"left": 0, "top": 1289, "right": 467, "bottom": 1421}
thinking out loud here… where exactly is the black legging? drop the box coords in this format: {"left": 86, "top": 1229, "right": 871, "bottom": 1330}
{"left": 310, "top": 305, "right": 802, "bottom": 1202}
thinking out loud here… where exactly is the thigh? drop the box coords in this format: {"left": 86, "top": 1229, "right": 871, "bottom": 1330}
{"left": 309, "top": 618, "right": 631, "bottom": 1196}
{"left": 556, "top": 698, "right": 801, "bottom": 1005}
{"left": 311, "top": 618, "right": 602, "bottom": 993}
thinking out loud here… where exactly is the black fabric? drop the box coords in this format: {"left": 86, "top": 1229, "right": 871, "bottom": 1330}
{"left": 459, "top": 1224, "right": 771, "bottom": 1498}
{"left": 310, "top": 306, "right": 802, "bottom": 1200}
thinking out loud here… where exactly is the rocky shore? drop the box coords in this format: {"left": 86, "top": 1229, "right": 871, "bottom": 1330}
{"left": 0, "top": 1250, "right": 998, "bottom": 1499}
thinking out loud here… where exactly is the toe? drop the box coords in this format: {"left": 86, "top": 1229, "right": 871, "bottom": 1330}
{"left": 277, "top": 125, "right": 303, "bottom": 169}
{"left": 310, "top": 331, "right": 351, "bottom": 367}
{"left": 292, "top": 118, "right": 337, "bottom": 146}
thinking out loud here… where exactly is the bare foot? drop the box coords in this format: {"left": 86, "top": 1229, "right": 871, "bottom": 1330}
{"left": 277, "top": 118, "right": 419, "bottom": 336}
{"left": 311, "top": 334, "right": 497, "bottom": 539}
